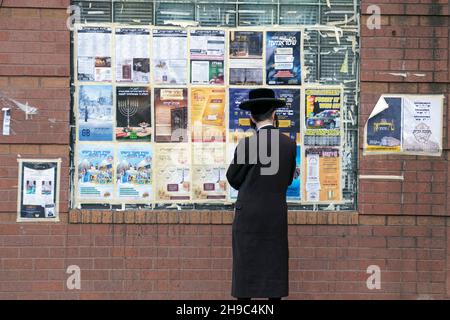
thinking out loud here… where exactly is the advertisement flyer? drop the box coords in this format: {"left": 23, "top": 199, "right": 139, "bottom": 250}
{"left": 152, "top": 29, "right": 187, "bottom": 85}
{"left": 191, "top": 88, "right": 226, "bottom": 142}
{"left": 154, "top": 144, "right": 191, "bottom": 201}
{"left": 77, "top": 144, "right": 114, "bottom": 200}
{"left": 116, "top": 144, "right": 152, "bottom": 201}
{"left": 304, "top": 147, "right": 341, "bottom": 202}
{"left": 229, "top": 31, "right": 264, "bottom": 85}
{"left": 77, "top": 26, "right": 112, "bottom": 82}
{"left": 116, "top": 87, "right": 151, "bottom": 142}
{"left": 365, "top": 97, "right": 402, "bottom": 152}
{"left": 227, "top": 143, "right": 238, "bottom": 200}
{"left": 192, "top": 143, "right": 227, "bottom": 200}
{"left": 78, "top": 85, "right": 113, "bottom": 141}
{"left": 190, "top": 30, "right": 225, "bottom": 85}
{"left": 266, "top": 31, "right": 301, "bottom": 85}
{"left": 228, "top": 88, "right": 300, "bottom": 144}
{"left": 19, "top": 161, "right": 59, "bottom": 220}
{"left": 154, "top": 88, "right": 188, "bottom": 143}
{"left": 115, "top": 28, "right": 150, "bottom": 83}
{"left": 287, "top": 145, "right": 301, "bottom": 201}
{"left": 401, "top": 95, "right": 443, "bottom": 155}
{"left": 305, "top": 88, "right": 342, "bottom": 146}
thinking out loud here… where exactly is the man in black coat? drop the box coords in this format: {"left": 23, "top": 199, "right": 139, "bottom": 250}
{"left": 226, "top": 88, "right": 297, "bottom": 300}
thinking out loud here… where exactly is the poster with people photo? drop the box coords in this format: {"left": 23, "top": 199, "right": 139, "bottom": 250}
{"left": 154, "top": 88, "right": 188, "bottom": 143}
{"left": 116, "top": 86, "right": 151, "bottom": 142}
{"left": 229, "top": 31, "right": 264, "bottom": 85}
{"left": 17, "top": 160, "right": 60, "bottom": 222}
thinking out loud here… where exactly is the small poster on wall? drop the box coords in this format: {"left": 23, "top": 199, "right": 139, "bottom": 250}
{"left": 17, "top": 159, "right": 61, "bottom": 222}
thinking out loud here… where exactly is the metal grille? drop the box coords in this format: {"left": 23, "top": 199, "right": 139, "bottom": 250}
{"left": 113, "top": 2, "right": 154, "bottom": 24}
{"left": 155, "top": 2, "right": 195, "bottom": 25}
{"left": 76, "top": 1, "right": 112, "bottom": 23}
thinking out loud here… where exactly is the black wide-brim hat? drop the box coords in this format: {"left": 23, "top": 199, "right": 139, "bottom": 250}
{"left": 239, "top": 88, "right": 285, "bottom": 115}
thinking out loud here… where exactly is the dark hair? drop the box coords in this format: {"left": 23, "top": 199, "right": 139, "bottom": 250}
{"left": 251, "top": 108, "right": 275, "bottom": 123}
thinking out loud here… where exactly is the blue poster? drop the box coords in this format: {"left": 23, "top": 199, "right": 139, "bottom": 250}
{"left": 287, "top": 145, "right": 301, "bottom": 201}
{"left": 366, "top": 97, "right": 402, "bottom": 152}
{"left": 229, "top": 88, "right": 252, "bottom": 143}
{"left": 78, "top": 85, "right": 113, "bottom": 141}
{"left": 266, "top": 31, "right": 301, "bottom": 85}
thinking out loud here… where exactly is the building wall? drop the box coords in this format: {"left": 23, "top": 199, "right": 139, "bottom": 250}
{"left": 0, "top": 0, "right": 449, "bottom": 299}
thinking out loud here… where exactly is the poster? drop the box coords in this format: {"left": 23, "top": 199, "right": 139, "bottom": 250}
{"left": 152, "top": 29, "right": 187, "bottom": 85}
{"left": 287, "top": 145, "right": 301, "bottom": 201}
{"left": 77, "top": 144, "right": 114, "bottom": 200}
{"left": 190, "top": 30, "right": 225, "bottom": 85}
{"left": 78, "top": 85, "right": 113, "bottom": 141}
{"left": 305, "top": 88, "right": 342, "bottom": 146}
{"left": 228, "top": 88, "right": 300, "bottom": 144}
{"left": 115, "top": 28, "right": 150, "bottom": 83}
{"left": 229, "top": 31, "right": 264, "bottom": 85}
{"left": 304, "top": 147, "right": 341, "bottom": 202}
{"left": 402, "top": 95, "right": 443, "bottom": 155}
{"left": 154, "top": 144, "right": 190, "bottom": 201}
{"left": 116, "top": 144, "right": 152, "bottom": 201}
{"left": 116, "top": 86, "right": 151, "bottom": 141}
{"left": 266, "top": 31, "right": 301, "bottom": 85}
{"left": 77, "top": 26, "right": 112, "bottom": 82}
{"left": 191, "top": 88, "right": 226, "bottom": 142}
{"left": 192, "top": 143, "right": 227, "bottom": 200}
{"left": 227, "top": 143, "right": 238, "bottom": 200}
{"left": 365, "top": 97, "right": 402, "bottom": 152}
{"left": 154, "top": 88, "right": 188, "bottom": 143}
{"left": 18, "top": 160, "right": 59, "bottom": 221}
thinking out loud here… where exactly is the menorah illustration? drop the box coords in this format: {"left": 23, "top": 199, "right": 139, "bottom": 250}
{"left": 118, "top": 98, "right": 139, "bottom": 129}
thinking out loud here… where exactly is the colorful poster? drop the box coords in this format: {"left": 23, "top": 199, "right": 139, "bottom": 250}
{"left": 401, "top": 95, "right": 443, "bottom": 155}
{"left": 229, "top": 31, "right": 264, "bottom": 85}
{"left": 154, "top": 144, "right": 190, "bottom": 201}
{"left": 18, "top": 161, "right": 59, "bottom": 220}
{"left": 116, "top": 144, "right": 152, "bottom": 201}
{"left": 228, "top": 88, "right": 253, "bottom": 143}
{"left": 190, "top": 30, "right": 225, "bottom": 85}
{"left": 115, "top": 28, "right": 150, "bottom": 83}
{"left": 227, "top": 143, "right": 238, "bottom": 200}
{"left": 305, "top": 88, "right": 342, "bottom": 146}
{"left": 304, "top": 147, "right": 341, "bottom": 202}
{"left": 154, "top": 88, "right": 188, "bottom": 143}
{"left": 365, "top": 97, "right": 402, "bottom": 152}
{"left": 191, "top": 88, "right": 226, "bottom": 142}
{"left": 287, "top": 145, "right": 301, "bottom": 201}
{"left": 78, "top": 85, "right": 113, "bottom": 141}
{"left": 77, "top": 26, "right": 112, "bottom": 82}
{"left": 152, "top": 29, "right": 187, "bottom": 85}
{"left": 77, "top": 144, "right": 114, "bottom": 200}
{"left": 192, "top": 143, "right": 227, "bottom": 200}
{"left": 116, "top": 87, "right": 151, "bottom": 141}
{"left": 266, "top": 31, "right": 301, "bottom": 85}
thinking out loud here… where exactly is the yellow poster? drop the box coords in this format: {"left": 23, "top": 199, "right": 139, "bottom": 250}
{"left": 154, "top": 144, "right": 190, "bottom": 201}
{"left": 191, "top": 87, "right": 226, "bottom": 142}
{"left": 303, "top": 147, "right": 341, "bottom": 202}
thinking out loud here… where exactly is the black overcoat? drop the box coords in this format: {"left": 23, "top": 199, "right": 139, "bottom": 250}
{"left": 226, "top": 125, "right": 297, "bottom": 298}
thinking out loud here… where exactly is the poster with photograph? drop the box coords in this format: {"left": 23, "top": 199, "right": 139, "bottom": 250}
{"left": 78, "top": 85, "right": 113, "bottom": 141}
{"left": 266, "top": 31, "right": 301, "bottom": 85}
{"left": 18, "top": 160, "right": 59, "bottom": 221}
{"left": 152, "top": 29, "right": 187, "bottom": 85}
{"left": 191, "top": 88, "right": 226, "bottom": 142}
{"left": 304, "top": 88, "right": 342, "bottom": 146}
{"left": 154, "top": 88, "right": 188, "bottom": 143}
{"left": 116, "top": 144, "right": 152, "bottom": 201}
{"left": 77, "top": 26, "right": 112, "bottom": 82}
{"left": 304, "top": 147, "right": 341, "bottom": 202}
{"left": 77, "top": 144, "right": 114, "bottom": 201}
{"left": 115, "top": 28, "right": 150, "bottom": 83}
{"left": 192, "top": 143, "right": 227, "bottom": 200}
{"left": 229, "top": 31, "right": 264, "bottom": 85}
{"left": 116, "top": 87, "right": 151, "bottom": 141}
{"left": 287, "top": 145, "right": 301, "bottom": 201}
{"left": 190, "top": 30, "right": 225, "bottom": 85}
{"left": 365, "top": 97, "right": 402, "bottom": 153}
{"left": 154, "top": 144, "right": 190, "bottom": 201}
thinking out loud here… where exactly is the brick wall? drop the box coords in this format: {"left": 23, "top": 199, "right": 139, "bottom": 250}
{"left": 0, "top": 0, "right": 450, "bottom": 300}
